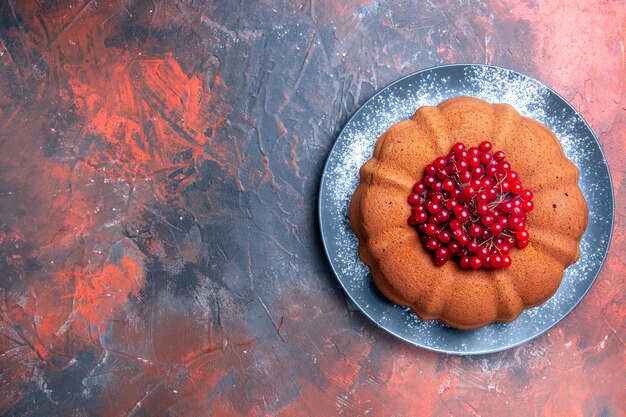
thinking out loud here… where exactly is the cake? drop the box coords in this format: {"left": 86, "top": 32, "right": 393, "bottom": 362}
{"left": 349, "top": 96, "right": 588, "bottom": 330}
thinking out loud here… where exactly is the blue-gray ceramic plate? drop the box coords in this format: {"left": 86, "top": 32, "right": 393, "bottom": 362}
{"left": 318, "top": 64, "right": 613, "bottom": 354}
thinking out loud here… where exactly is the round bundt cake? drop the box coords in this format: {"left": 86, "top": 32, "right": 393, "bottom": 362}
{"left": 349, "top": 96, "right": 588, "bottom": 330}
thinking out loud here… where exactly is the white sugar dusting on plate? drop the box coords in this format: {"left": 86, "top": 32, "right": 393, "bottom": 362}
{"left": 319, "top": 65, "right": 613, "bottom": 354}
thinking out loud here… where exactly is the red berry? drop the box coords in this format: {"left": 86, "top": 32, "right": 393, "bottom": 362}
{"left": 436, "top": 247, "right": 449, "bottom": 259}
{"left": 508, "top": 171, "right": 519, "bottom": 181}
{"left": 443, "top": 178, "right": 455, "bottom": 191}
{"left": 481, "top": 215, "right": 494, "bottom": 226}
{"left": 511, "top": 182, "right": 523, "bottom": 194}
{"left": 427, "top": 201, "right": 441, "bottom": 214}
{"left": 439, "top": 231, "right": 451, "bottom": 243}
{"left": 469, "top": 156, "right": 480, "bottom": 168}
{"left": 449, "top": 188, "right": 462, "bottom": 199}
{"left": 467, "top": 240, "right": 479, "bottom": 253}
{"left": 501, "top": 180, "right": 511, "bottom": 192}
{"left": 434, "top": 257, "right": 447, "bottom": 266}
{"left": 491, "top": 255, "right": 503, "bottom": 268}
{"left": 469, "top": 224, "right": 482, "bottom": 237}
{"left": 472, "top": 166, "right": 484, "bottom": 178}
{"left": 477, "top": 204, "right": 490, "bottom": 216}
{"left": 476, "top": 192, "right": 488, "bottom": 204}
{"left": 498, "top": 161, "right": 511, "bottom": 174}
{"left": 424, "top": 175, "right": 436, "bottom": 187}
{"left": 523, "top": 200, "right": 534, "bottom": 212}
{"left": 408, "top": 193, "right": 421, "bottom": 205}
{"left": 460, "top": 256, "right": 471, "bottom": 269}
{"left": 446, "top": 199, "right": 459, "bottom": 210}
{"left": 437, "top": 209, "right": 450, "bottom": 222}
{"left": 483, "top": 256, "right": 492, "bottom": 269}
{"left": 453, "top": 143, "right": 466, "bottom": 154}
{"left": 516, "top": 229, "right": 529, "bottom": 241}
{"left": 425, "top": 164, "right": 436, "bottom": 175}
{"left": 457, "top": 234, "right": 470, "bottom": 246}
{"left": 494, "top": 150, "right": 505, "bottom": 161}
{"left": 413, "top": 182, "right": 426, "bottom": 193}
{"left": 486, "top": 188, "right": 498, "bottom": 201}
{"left": 428, "top": 215, "right": 440, "bottom": 225}
{"left": 482, "top": 178, "right": 494, "bottom": 188}
{"left": 462, "top": 186, "right": 477, "bottom": 200}
{"left": 480, "top": 152, "right": 493, "bottom": 165}
{"left": 457, "top": 159, "right": 469, "bottom": 171}
{"left": 449, "top": 219, "right": 461, "bottom": 230}
{"left": 434, "top": 157, "right": 447, "bottom": 169}
{"left": 502, "top": 255, "right": 512, "bottom": 268}
{"left": 522, "top": 189, "right": 533, "bottom": 200}
{"left": 448, "top": 241, "right": 461, "bottom": 254}
{"left": 509, "top": 216, "right": 523, "bottom": 230}
{"left": 410, "top": 212, "right": 428, "bottom": 224}
{"left": 454, "top": 207, "right": 470, "bottom": 222}
{"left": 477, "top": 246, "right": 490, "bottom": 259}
{"left": 425, "top": 223, "right": 438, "bottom": 236}
{"left": 501, "top": 201, "right": 514, "bottom": 213}
{"left": 427, "top": 238, "right": 440, "bottom": 250}
{"left": 490, "top": 223, "right": 503, "bottom": 234}
{"left": 470, "top": 256, "right": 482, "bottom": 269}
{"left": 459, "top": 171, "right": 472, "bottom": 183}
{"left": 516, "top": 239, "right": 529, "bottom": 249}
{"left": 452, "top": 229, "right": 464, "bottom": 240}
{"left": 432, "top": 193, "right": 444, "bottom": 203}
{"left": 468, "top": 147, "right": 480, "bottom": 157}
{"left": 479, "top": 141, "right": 492, "bottom": 152}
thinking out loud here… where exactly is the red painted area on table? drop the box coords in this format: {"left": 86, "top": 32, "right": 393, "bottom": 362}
{"left": 65, "top": 55, "right": 230, "bottom": 182}
{"left": 493, "top": 0, "right": 625, "bottom": 133}
{"left": 52, "top": 256, "right": 144, "bottom": 334}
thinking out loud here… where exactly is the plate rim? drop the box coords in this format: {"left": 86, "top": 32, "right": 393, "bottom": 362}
{"left": 318, "top": 63, "right": 615, "bottom": 355}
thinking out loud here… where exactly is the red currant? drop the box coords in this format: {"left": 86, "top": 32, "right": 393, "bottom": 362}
{"left": 434, "top": 157, "right": 447, "bottom": 169}
{"left": 427, "top": 238, "right": 440, "bottom": 250}
{"left": 413, "top": 182, "right": 426, "bottom": 193}
{"left": 436, "top": 247, "right": 449, "bottom": 259}
{"left": 408, "top": 142, "right": 532, "bottom": 269}
{"left": 480, "top": 152, "right": 493, "bottom": 165}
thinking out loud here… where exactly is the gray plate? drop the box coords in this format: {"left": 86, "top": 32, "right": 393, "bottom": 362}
{"left": 318, "top": 64, "right": 614, "bottom": 354}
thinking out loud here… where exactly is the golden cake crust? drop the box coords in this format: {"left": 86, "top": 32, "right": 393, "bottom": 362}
{"left": 349, "top": 96, "right": 588, "bottom": 330}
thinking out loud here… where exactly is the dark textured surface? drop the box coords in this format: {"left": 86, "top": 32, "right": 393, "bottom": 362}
{"left": 0, "top": 1, "right": 624, "bottom": 416}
